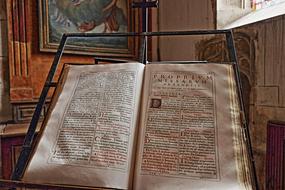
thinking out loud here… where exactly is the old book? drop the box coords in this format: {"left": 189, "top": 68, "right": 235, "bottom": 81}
{"left": 21, "top": 62, "right": 255, "bottom": 190}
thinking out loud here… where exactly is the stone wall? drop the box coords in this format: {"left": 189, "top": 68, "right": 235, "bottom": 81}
{"left": 157, "top": 0, "right": 215, "bottom": 61}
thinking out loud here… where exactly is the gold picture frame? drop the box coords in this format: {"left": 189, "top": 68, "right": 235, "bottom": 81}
{"left": 39, "top": 0, "right": 138, "bottom": 57}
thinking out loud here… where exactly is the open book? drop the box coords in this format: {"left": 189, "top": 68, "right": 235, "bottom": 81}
{"left": 21, "top": 62, "right": 255, "bottom": 190}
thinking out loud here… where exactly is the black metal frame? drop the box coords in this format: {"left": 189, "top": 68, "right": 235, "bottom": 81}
{"left": 10, "top": 30, "right": 258, "bottom": 190}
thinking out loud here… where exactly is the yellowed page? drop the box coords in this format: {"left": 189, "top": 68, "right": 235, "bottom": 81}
{"left": 134, "top": 63, "right": 253, "bottom": 190}
{"left": 22, "top": 63, "right": 145, "bottom": 189}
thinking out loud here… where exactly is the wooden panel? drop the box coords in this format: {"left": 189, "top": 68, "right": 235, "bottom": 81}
{"left": 0, "top": 57, "right": 12, "bottom": 121}
{"left": 254, "top": 86, "right": 279, "bottom": 106}
{"left": 160, "top": 0, "right": 213, "bottom": 30}
{"left": 256, "top": 16, "right": 285, "bottom": 107}
{"left": 0, "top": 19, "right": 7, "bottom": 57}
{"left": 6, "top": 0, "right": 99, "bottom": 103}
{"left": 1, "top": 135, "right": 25, "bottom": 179}
{"left": 158, "top": 0, "right": 215, "bottom": 61}
{"left": 264, "top": 17, "right": 284, "bottom": 86}
{"left": 280, "top": 15, "right": 285, "bottom": 107}
{"left": 7, "top": 0, "right": 33, "bottom": 101}
{"left": 264, "top": 20, "right": 275, "bottom": 86}
{"left": 0, "top": 0, "right": 6, "bottom": 20}
{"left": 255, "top": 22, "right": 265, "bottom": 86}
{"left": 272, "top": 18, "right": 283, "bottom": 86}
{"left": 12, "top": 102, "right": 49, "bottom": 123}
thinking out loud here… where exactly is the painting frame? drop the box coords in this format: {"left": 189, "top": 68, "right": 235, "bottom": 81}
{"left": 39, "top": 0, "right": 138, "bottom": 57}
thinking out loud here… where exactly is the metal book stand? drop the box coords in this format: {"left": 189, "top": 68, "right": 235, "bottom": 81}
{"left": 6, "top": 30, "right": 259, "bottom": 190}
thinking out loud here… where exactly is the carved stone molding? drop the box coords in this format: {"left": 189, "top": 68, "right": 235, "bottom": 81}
{"left": 196, "top": 30, "right": 257, "bottom": 84}
{"left": 233, "top": 29, "right": 257, "bottom": 83}
{"left": 196, "top": 36, "right": 229, "bottom": 64}
{"left": 196, "top": 30, "right": 257, "bottom": 120}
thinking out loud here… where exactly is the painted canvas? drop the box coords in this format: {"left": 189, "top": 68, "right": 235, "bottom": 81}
{"left": 39, "top": 0, "right": 136, "bottom": 56}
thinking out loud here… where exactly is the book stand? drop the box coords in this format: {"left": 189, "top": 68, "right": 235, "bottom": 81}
{"left": 3, "top": 1, "right": 259, "bottom": 186}
{"left": 0, "top": 29, "right": 258, "bottom": 190}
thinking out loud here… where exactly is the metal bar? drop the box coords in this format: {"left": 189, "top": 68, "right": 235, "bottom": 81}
{"left": 11, "top": 34, "right": 68, "bottom": 180}
{"left": 149, "top": 61, "right": 208, "bottom": 64}
{"left": 136, "top": 35, "right": 147, "bottom": 64}
{"left": 132, "top": 1, "right": 158, "bottom": 8}
{"left": 143, "top": 36, "right": 148, "bottom": 64}
{"left": 94, "top": 57, "right": 131, "bottom": 64}
{"left": 134, "top": 0, "right": 159, "bottom": 32}
{"left": 63, "top": 30, "right": 231, "bottom": 38}
{"left": 225, "top": 31, "right": 238, "bottom": 63}
{"left": 45, "top": 82, "right": 57, "bottom": 88}
{"left": 64, "top": 29, "right": 228, "bottom": 64}
{"left": 132, "top": 0, "right": 159, "bottom": 64}
{"left": 226, "top": 31, "right": 259, "bottom": 190}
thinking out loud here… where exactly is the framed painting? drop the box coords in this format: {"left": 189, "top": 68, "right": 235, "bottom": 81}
{"left": 39, "top": 0, "right": 138, "bottom": 57}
